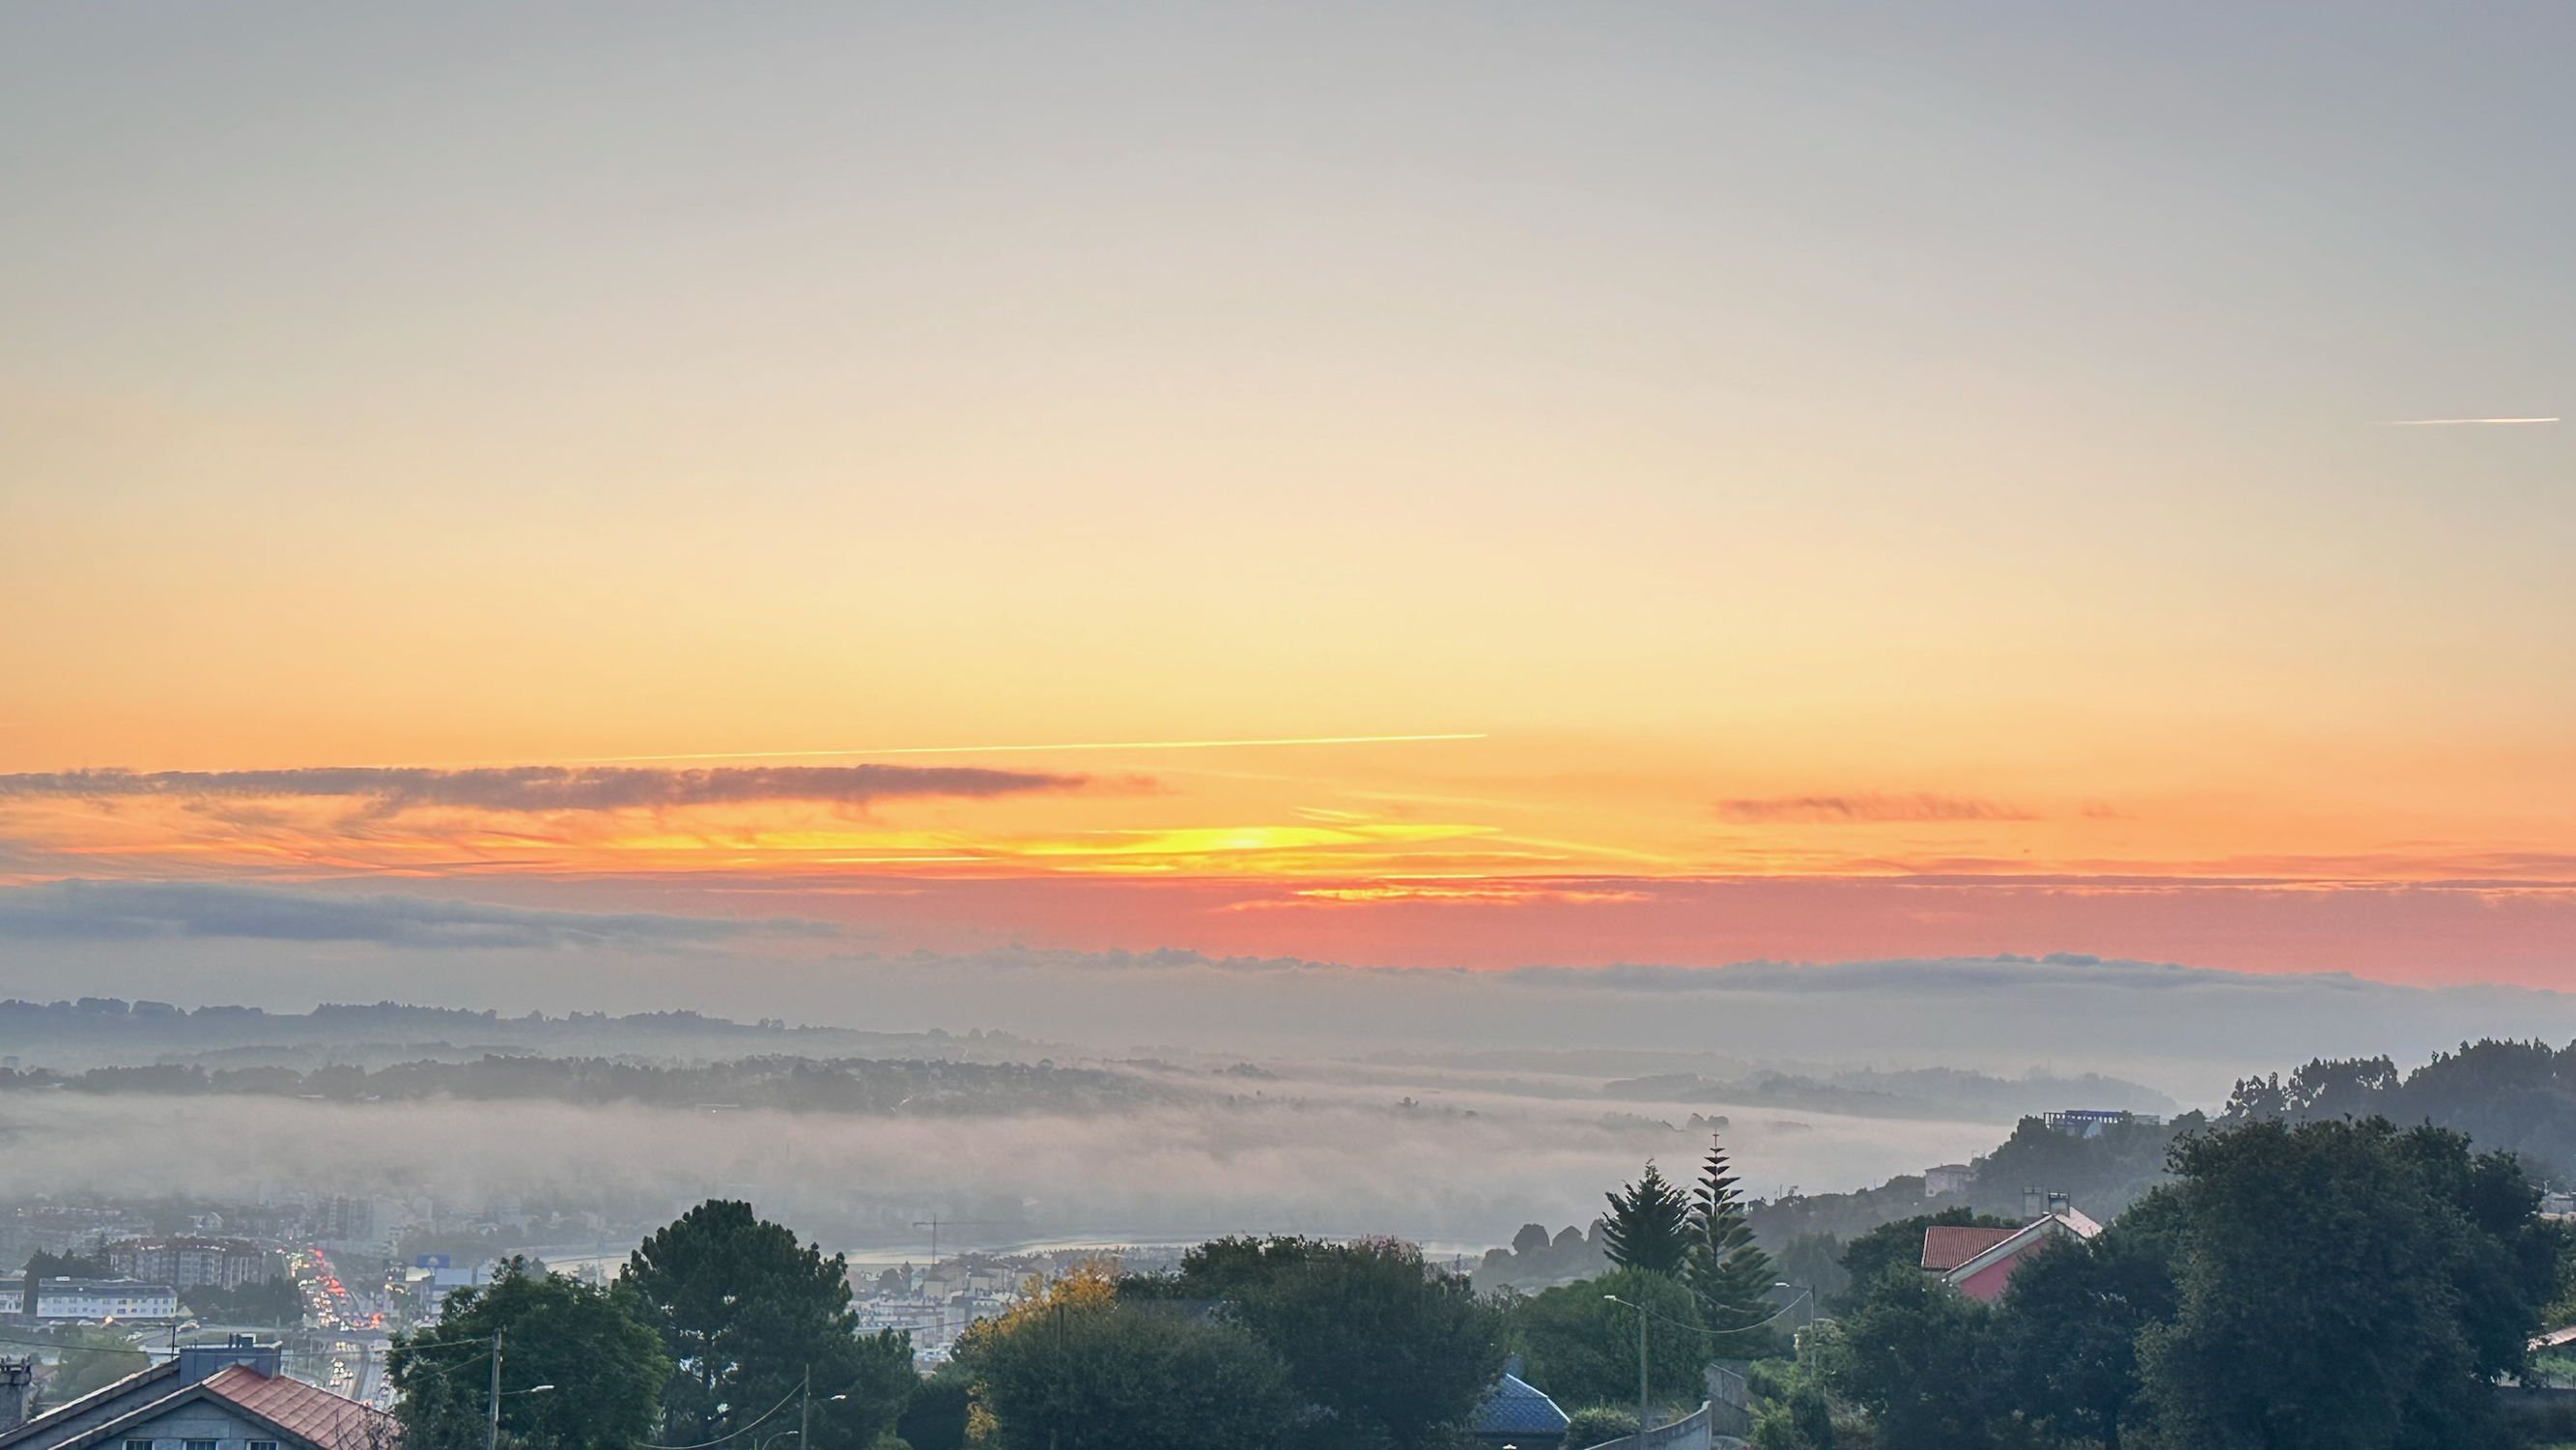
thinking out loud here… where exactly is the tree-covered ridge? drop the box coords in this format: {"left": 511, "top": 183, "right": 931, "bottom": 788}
{"left": 2225, "top": 1038, "right": 2576, "bottom": 1179}
{"left": 1750, "top": 1037, "right": 2576, "bottom": 1270}
{"left": 0, "top": 1053, "right": 1165, "bottom": 1114}
{"left": 1787, "top": 1117, "right": 2575, "bottom": 1450}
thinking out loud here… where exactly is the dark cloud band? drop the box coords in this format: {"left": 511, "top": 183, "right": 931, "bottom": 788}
{"left": 0, "top": 881, "right": 830, "bottom": 950}
{"left": 0, "top": 764, "right": 1083, "bottom": 812}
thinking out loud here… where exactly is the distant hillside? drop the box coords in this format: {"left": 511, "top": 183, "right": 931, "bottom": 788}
{"left": 1601, "top": 1066, "right": 2176, "bottom": 1123}
{"left": 0, "top": 998, "right": 1058, "bottom": 1068}
{"left": 0, "top": 1052, "right": 1166, "bottom": 1115}
{"left": 1746, "top": 1037, "right": 2576, "bottom": 1275}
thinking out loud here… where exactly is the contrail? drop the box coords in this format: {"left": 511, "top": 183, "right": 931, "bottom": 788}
{"left": 573, "top": 733, "right": 1488, "bottom": 763}
{"left": 2382, "top": 416, "right": 2559, "bottom": 426}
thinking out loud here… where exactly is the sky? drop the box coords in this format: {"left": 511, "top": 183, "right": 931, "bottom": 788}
{"left": 5, "top": 3, "right": 2575, "bottom": 997}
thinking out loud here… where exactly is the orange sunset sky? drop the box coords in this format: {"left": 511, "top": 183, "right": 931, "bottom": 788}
{"left": 5, "top": 5, "right": 2574, "bottom": 991}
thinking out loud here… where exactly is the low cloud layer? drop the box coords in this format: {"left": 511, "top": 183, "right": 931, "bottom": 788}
{"left": 1714, "top": 792, "right": 2033, "bottom": 823}
{"left": 0, "top": 1089, "right": 1987, "bottom": 1252}
{"left": 0, "top": 880, "right": 826, "bottom": 950}
{"left": 0, "top": 764, "right": 1085, "bottom": 813}
{"left": 6, "top": 879, "right": 2573, "bottom": 1102}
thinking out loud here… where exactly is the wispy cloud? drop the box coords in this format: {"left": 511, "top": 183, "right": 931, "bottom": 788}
{"left": 1714, "top": 793, "right": 2032, "bottom": 824}
{"left": 0, "top": 765, "right": 1084, "bottom": 814}
{"left": 0, "top": 880, "right": 832, "bottom": 949}
{"left": 580, "top": 733, "right": 1486, "bottom": 763}
{"left": 2381, "top": 416, "right": 2560, "bottom": 426}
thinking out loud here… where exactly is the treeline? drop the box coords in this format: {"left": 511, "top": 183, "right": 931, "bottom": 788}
{"left": 0, "top": 1054, "right": 1163, "bottom": 1115}
{"left": 1760, "top": 1115, "right": 2576, "bottom": 1449}
{"left": 1747, "top": 1037, "right": 2576, "bottom": 1285}
{"left": 0, "top": 998, "right": 1047, "bottom": 1066}
{"left": 394, "top": 1207, "right": 1515, "bottom": 1450}
{"left": 2224, "top": 1038, "right": 2576, "bottom": 1179}
{"left": 1602, "top": 1067, "right": 2173, "bottom": 1123}
{"left": 390, "top": 1165, "right": 1786, "bottom": 1450}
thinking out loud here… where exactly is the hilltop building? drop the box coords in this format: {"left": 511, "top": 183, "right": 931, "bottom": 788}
{"left": 2042, "top": 1109, "right": 2162, "bottom": 1138}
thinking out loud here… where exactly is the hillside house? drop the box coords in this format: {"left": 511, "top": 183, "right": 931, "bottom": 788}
{"left": 1921, "top": 1204, "right": 2102, "bottom": 1302}
{"left": 0, "top": 1339, "right": 392, "bottom": 1450}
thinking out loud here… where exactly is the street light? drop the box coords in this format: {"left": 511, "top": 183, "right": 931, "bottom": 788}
{"left": 1604, "top": 1295, "right": 1649, "bottom": 1450}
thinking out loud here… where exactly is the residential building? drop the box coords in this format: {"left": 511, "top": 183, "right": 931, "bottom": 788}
{"left": 105, "top": 1240, "right": 280, "bottom": 1293}
{"left": 1923, "top": 1164, "right": 1974, "bottom": 1198}
{"left": 1921, "top": 1202, "right": 2102, "bottom": 1302}
{"left": 1466, "top": 1356, "right": 1570, "bottom": 1450}
{"left": 29, "top": 1280, "right": 179, "bottom": 1322}
{"left": 0, "top": 1338, "right": 391, "bottom": 1450}
{"left": 2041, "top": 1109, "right": 2162, "bottom": 1138}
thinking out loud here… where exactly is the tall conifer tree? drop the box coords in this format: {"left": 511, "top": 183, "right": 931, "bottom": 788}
{"left": 1601, "top": 1163, "right": 1694, "bottom": 1275}
{"left": 1685, "top": 1130, "right": 1779, "bottom": 1349}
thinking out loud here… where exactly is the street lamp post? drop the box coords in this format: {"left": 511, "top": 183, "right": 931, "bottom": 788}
{"left": 1604, "top": 1295, "right": 1648, "bottom": 1450}
{"left": 485, "top": 1339, "right": 553, "bottom": 1450}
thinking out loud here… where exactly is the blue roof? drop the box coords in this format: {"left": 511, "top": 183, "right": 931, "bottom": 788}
{"left": 1471, "top": 1373, "right": 1572, "bottom": 1435}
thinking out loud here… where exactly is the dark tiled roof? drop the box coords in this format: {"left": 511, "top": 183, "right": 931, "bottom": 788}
{"left": 1472, "top": 1373, "right": 1572, "bottom": 1435}
{"left": 201, "top": 1366, "right": 395, "bottom": 1450}
{"left": 0, "top": 1363, "right": 393, "bottom": 1450}
{"left": 1920, "top": 1226, "right": 2017, "bottom": 1271}
{"left": 0, "top": 1364, "right": 181, "bottom": 1450}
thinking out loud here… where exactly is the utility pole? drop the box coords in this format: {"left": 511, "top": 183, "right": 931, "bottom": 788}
{"left": 1050, "top": 1301, "right": 1066, "bottom": 1450}
{"left": 486, "top": 1332, "right": 503, "bottom": 1450}
{"left": 1635, "top": 1301, "right": 1649, "bottom": 1450}
{"left": 800, "top": 1364, "right": 810, "bottom": 1450}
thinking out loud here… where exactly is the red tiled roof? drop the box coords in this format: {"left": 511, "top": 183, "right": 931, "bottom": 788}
{"left": 200, "top": 1366, "right": 396, "bottom": 1450}
{"left": 1920, "top": 1225, "right": 2018, "bottom": 1272}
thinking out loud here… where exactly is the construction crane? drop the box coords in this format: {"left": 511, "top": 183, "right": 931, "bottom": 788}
{"left": 910, "top": 1214, "right": 1006, "bottom": 1271}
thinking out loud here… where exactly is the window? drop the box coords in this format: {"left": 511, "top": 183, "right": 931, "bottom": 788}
{"left": 250, "top": 1442, "right": 278, "bottom": 1450}
{"left": 184, "top": 1440, "right": 216, "bottom": 1450}
{"left": 123, "top": 1440, "right": 154, "bottom": 1450}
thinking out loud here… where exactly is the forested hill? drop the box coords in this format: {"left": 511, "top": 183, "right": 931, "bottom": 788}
{"left": 0, "top": 1053, "right": 1167, "bottom": 1115}
{"left": 2223, "top": 1038, "right": 2576, "bottom": 1180}
{"left": 1749, "top": 1037, "right": 2576, "bottom": 1270}
{"left": 0, "top": 997, "right": 1057, "bottom": 1068}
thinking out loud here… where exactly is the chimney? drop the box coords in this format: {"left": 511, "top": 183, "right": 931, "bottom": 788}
{"left": 0, "top": 1358, "right": 32, "bottom": 1433}
{"left": 2047, "top": 1191, "right": 2072, "bottom": 1218}
{"left": 178, "top": 1335, "right": 282, "bottom": 1383}
{"left": 2023, "top": 1187, "right": 2044, "bottom": 1222}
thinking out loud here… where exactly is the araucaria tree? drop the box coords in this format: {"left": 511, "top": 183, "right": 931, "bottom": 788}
{"left": 1602, "top": 1163, "right": 1694, "bottom": 1276}
{"left": 626, "top": 1201, "right": 917, "bottom": 1450}
{"left": 1686, "top": 1130, "right": 1780, "bottom": 1353}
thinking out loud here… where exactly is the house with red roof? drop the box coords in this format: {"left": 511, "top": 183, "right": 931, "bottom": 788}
{"left": 1920, "top": 1204, "right": 2102, "bottom": 1302}
{"left": 0, "top": 1338, "right": 393, "bottom": 1450}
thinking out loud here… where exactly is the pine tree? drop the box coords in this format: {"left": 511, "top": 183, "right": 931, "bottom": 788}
{"left": 1684, "top": 1130, "right": 1778, "bottom": 1349}
{"left": 1602, "top": 1163, "right": 1693, "bottom": 1275}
